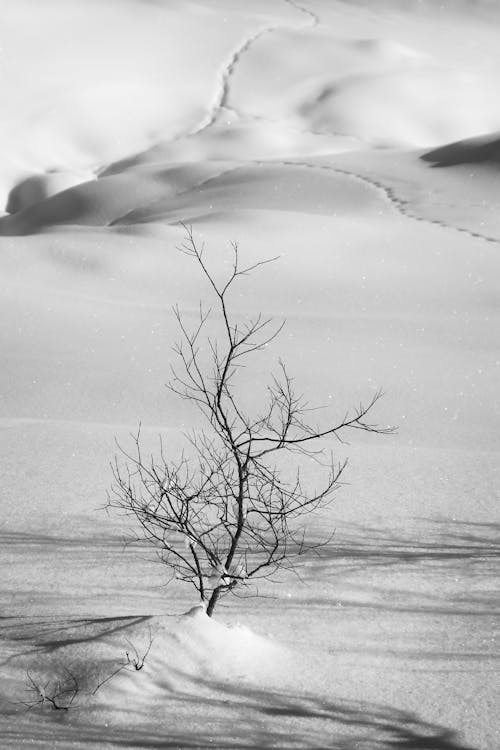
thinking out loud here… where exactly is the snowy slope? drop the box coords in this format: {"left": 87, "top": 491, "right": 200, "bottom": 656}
{"left": 0, "top": 0, "right": 499, "bottom": 748}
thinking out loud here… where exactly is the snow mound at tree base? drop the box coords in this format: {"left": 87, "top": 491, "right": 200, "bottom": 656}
{"left": 96, "top": 607, "right": 292, "bottom": 715}
{"left": 169, "top": 605, "right": 290, "bottom": 683}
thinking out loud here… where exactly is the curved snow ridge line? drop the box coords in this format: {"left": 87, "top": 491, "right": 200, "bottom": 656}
{"left": 111, "top": 159, "right": 500, "bottom": 249}
{"left": 107, "top": 164, "right": 245, "bottom": 226}
{"left": 263, "top": 159, "right": 500, "bottom": 247}
{"left": 252, "top": 158, "right": 403, "bottom": 215}
{"left": 189, "top": 1, "right": 319, "bottom": 139}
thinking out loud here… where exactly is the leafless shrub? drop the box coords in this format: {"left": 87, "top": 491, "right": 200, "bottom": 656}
{"left": 18, "top": 669, "right": 80, "bottom": 711}
{"left": 108, "top": 228, "right": 393, "bottom": 616}
{"left": 92, "top": 627, "right": 154, "bottom": 693}
{"left": 15, "top": 629, "right": 153, "bottom": 711}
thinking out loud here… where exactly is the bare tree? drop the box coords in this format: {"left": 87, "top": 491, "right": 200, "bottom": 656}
{"left": 108, "top": 228, "right": 392, "bottom": 617}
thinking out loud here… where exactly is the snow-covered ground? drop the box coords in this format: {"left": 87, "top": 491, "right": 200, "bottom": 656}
{"left": 1, "top": 1, "right": 499, "bottom": 747}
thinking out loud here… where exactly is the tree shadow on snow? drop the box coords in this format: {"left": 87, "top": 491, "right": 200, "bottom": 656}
{"left": 0, "top": 615, "right": 153, "bottom": 671}
{"left": 0, "top": 612, "right": 482, "bottom": 749}
{"left": 314, "top": 519, "right": 500, "bottom": 572}
{"left": 295, "top": 518, "right": 500, "bottom": 617}
{"left": 0, "top": 674, "right": 480, "bottom": 750}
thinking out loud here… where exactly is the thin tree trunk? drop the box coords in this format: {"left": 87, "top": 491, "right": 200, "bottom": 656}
{"left": 206, "top": 587, "right": 221, "bottom": 617}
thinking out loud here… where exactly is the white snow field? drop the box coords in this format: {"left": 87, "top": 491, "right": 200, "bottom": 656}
{"left": 1, "top": 0, "right": 499, "bottom": 747}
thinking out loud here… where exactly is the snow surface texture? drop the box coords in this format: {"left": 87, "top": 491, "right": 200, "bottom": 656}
{"left": 0, "top": 0, "right": 499, "bottom": 748}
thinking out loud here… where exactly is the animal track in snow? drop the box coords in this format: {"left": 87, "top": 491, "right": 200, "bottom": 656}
{"left": 259, "top": 159, "right": 500, "bottom": 247}
{"left": 188, "top": 0, "right": 319, "bottom": 138}
{"left": 282, "top": 0, "right": 320, "bottom": 26}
